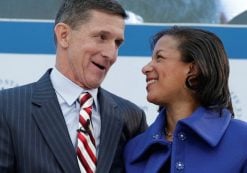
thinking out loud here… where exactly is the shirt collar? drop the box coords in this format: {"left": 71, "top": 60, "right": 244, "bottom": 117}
{"left": 50, "top": 68, "right": 99, "bottom": 110}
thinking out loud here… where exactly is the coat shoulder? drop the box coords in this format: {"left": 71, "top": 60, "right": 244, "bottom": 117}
{"left": 100, "top": 88, "right": 143, "bottom": 111}
{"left": 99, "top": 88, "right": 148, "bottom": 138}
{"left": 228, "top": 118, "right": 247, "bottom": 136}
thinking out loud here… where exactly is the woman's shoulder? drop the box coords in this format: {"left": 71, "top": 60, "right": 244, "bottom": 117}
{"left": 230, "top": 118, "right": 247, "bottom": 127}
{"left": 225, "top": 118, "right": 247, "bottom": 144}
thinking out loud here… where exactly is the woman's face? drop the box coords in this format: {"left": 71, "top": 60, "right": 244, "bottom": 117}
{"left": 142, "top": 35, "right": 192, "bottom": 106}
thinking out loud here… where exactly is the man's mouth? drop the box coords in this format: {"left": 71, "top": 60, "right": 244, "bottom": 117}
{"left": 92, "top": 62, "right": 105, "bottom": 70}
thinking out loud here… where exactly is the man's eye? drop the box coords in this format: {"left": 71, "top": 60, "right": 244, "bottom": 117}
{"left": 156, "top": 55, "right": 163, "bottom": 60}
{"left": 115, "top": 40, "right": 123, "bottom": 48}
{"left": 100, "top": 34, "right": 106, "bottom": 40}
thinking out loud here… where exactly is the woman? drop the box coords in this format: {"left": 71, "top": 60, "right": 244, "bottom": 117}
{"left": 124, "top": 26, "right": 247, "bottom": 173}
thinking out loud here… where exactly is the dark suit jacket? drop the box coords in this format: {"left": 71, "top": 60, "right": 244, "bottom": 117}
{"left": 0, "top": 69, "right": 147, "bottom": 173}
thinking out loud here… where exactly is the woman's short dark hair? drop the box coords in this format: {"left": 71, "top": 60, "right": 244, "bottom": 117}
{"left": 152, "top": 26, "right": 233, "bottom": 115}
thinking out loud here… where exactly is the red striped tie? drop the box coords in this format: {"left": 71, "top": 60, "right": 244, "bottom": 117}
{"left": 77, "top": 92, "right": 97, "bottom": 173}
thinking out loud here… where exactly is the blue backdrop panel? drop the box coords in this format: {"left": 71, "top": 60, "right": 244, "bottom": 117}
{"left": 0, "top": 21, "right": 247, "bottom": 59}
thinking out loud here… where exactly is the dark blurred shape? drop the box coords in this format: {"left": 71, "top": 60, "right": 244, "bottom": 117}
{"left": 228, "top": 10, "right": 247, "bottom": 24}
{"left": 118, "top": 0, "right": 221, "bottom": 23}
{"left": 0, "top": 0, "right": 221, "bottom": 24}
{"left": 0, "top": 0, "right": 63, "bottom": 20}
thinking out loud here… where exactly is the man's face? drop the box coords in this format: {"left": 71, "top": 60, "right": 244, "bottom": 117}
{"left": 56, "top": 10, "right": 125, "bottom": 89}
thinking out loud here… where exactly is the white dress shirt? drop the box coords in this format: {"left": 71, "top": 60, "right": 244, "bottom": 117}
{"left": 50, "top": 68, "right": 101, "bottom": 155}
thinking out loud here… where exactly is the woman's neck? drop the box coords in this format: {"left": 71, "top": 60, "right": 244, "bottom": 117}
{"left": 164, "top": 101, "right": 199, "bottom": 141}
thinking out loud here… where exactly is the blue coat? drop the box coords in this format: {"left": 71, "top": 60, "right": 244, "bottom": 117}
{"left": 124, "top": 107, "right": 247, "bottom": 173}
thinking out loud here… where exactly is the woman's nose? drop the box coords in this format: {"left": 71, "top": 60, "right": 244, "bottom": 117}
{"left": 142, "top": 61, "right": 153, "bottom": 75}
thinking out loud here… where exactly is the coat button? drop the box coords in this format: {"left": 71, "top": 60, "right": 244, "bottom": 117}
{"left": 152, "top": 134, "right": 160, "bottom": 139}
{"left": 178, "top": 132, "right": 186, "bottom": 141}
{"left": 176, "top": 161, "right": 185, "bottom": 171}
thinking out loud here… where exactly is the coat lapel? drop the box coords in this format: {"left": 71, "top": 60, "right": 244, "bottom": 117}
{"left": 31, "top": 70, "right": 80, "bottom": 173}
{"left": 96, "top": 88, "right": 124, "bottom": 173}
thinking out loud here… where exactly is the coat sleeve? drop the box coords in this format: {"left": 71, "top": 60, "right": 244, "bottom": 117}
{"left": 242, "top": 159, "right": 247, "bottom": 173}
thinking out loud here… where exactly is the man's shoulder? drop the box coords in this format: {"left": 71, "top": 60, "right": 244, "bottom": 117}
{"left": 0, "top": 69, "right": 52, "bottom": 97}
{"left": 99, "top": 88, "right": 147, "bottom": 131}
{"left": 99, "top": 88, "right": 142, "bottom": 111}
{"left": 0, "top": 83, "right": 34, "bottom": 95}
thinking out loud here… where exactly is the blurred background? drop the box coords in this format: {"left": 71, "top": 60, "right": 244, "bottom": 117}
{"left": 0, "top": 0, "right": 247, "bottom": 24}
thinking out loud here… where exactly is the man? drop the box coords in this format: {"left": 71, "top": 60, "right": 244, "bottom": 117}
{"left": 0, "top": 0, "right": 147, "bottom": 173}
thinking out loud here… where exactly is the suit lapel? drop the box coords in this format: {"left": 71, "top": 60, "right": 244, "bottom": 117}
{"left": 96, "top": 88, "right": 124, "bottom": 173}
{"left": 31, "top": 70, "right": 80, "bottom": 173}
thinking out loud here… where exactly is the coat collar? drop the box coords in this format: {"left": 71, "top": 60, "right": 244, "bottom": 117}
{"left": 31, "top": 69, "right": 126, "bottom": 173}
{"left": 179, "top": 106, "right": 231, "bottom": 147}
{"left": 128, "top": 109, "right": 169, "bottom": 163}
{"left": 95, "top": 88, "right": 124, "bottom": 173}
{"left": 31, "top": 69, "right": 80, "bottom": 173}
{"left": 129, "top": 106, "right": 232, "bottom": 163}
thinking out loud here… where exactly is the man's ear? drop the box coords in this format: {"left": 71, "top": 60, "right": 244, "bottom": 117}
{"left": 54, "top": 23, "right": 71, "bottom": 48}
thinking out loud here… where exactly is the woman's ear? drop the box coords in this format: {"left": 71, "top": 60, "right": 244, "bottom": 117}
{"left": 54, "top": 23, "right": 71, "bottom": 48}
{"left": 188, "top": 62, "right": 198, "bottom": 76}
{"left": 185, "top": 62, "right": 200, "bottom": 90}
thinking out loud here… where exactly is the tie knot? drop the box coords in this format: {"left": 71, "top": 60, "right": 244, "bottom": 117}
{"left": 79, "top": 92, "right": 93, "bottom": 108}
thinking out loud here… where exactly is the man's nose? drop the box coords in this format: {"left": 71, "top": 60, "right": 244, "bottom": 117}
{"left": 101, "top": 42, "right": 118, "bottom": 60}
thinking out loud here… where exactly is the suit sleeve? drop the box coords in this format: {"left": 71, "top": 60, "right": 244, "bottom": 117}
{"left": 138, "top": 110, "right": 148, "bottom": 133}
{"left": 128, "top": 109, "right": 148, "bottom": 139}
{"left": 0, "top": 93, "right": 15, "bottom": 173}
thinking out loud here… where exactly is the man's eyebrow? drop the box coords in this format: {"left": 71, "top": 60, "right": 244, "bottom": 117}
{"left": 98, "top": 30, "right": 124, "bottom": 44}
